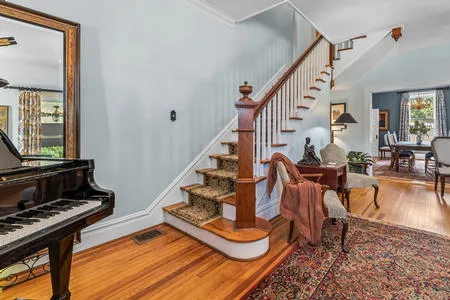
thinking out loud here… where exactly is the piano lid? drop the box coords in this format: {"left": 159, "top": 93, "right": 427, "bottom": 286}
{"left": 0, "top": 129, "right": 22, "bottom": 170}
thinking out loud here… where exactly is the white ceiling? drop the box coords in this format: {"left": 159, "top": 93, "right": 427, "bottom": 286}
{"left": 201, "top": 0, "right": 450, "bottom": 45}
{"left": 0, "top": 15, "right": 63, "bottom": 88}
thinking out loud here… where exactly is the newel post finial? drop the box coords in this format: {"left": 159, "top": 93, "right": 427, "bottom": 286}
{"left": 239, "top": 81, "right": 253, "bottom": 100}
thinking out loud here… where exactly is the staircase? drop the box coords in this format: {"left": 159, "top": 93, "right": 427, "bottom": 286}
{"left": 163, "top": 35, "right": 332, "bottom": 260}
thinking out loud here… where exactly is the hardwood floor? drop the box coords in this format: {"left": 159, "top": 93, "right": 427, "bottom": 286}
{"left": 3, "top": 177, "right": 450, "bottom": 299}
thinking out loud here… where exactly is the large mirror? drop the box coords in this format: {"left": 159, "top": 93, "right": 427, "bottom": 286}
{"left": 0, "top": 2, "right": 79, "bottom": 158}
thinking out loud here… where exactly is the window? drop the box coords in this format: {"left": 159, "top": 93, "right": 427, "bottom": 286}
{"left": 409, "top": 91, "right": 435, "bottom": 143}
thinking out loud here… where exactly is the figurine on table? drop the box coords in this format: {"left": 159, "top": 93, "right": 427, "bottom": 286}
{"left": 297, "top": 137, "right": 321, "bottom": 165}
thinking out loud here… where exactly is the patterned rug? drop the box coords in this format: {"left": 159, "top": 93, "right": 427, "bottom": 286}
{"left": 244, "top": 215, "right": 450, "bottom": 299}
{"left": 372, "top": 159, "right": 450, "bottom": 183}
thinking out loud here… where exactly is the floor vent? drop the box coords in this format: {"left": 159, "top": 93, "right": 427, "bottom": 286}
{"left": 131, "top": 229, "right": 163, "bottom": 245}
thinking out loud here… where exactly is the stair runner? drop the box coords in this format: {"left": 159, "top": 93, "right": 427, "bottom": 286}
{"left": 167, "top": 142, "right": 239, "bottom": 226}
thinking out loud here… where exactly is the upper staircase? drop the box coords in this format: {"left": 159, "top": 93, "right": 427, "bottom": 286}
{"left": 163, "top": 35, "right": 333, "bottom": 260}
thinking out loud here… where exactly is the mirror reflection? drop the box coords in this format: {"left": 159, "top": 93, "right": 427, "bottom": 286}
{"left": 0, "top": 15, "right": 65, "bottom": 157}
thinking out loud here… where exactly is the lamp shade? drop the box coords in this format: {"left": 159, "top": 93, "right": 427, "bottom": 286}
{"left": 0, "top": 78, "right": 9, "bottom": 88}
{"left": 334, "top": 112, "right": 358, "bottom": 124}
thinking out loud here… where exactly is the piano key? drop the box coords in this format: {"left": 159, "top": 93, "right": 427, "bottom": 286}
{"left": 0, "top": 199, "right": 101, "bottom": 248}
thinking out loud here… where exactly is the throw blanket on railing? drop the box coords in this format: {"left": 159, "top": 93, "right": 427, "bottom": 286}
{"left": 267, "top": 152, "right": 325, "bottom": 245}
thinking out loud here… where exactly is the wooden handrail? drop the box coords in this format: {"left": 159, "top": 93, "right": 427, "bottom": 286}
{"left": 253, "top": 35, "right": 324, "bottom": 118}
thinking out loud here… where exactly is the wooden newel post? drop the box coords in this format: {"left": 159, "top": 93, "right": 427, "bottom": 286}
{"left": 235, "top": 81, "right": 257, "bottom": 229}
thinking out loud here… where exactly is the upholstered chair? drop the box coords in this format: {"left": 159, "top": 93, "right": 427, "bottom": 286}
{"left": 276, "top": 162, "right": 348, "bottom": 252}
{"left": 431, "top": 137, "right": 450, "bottom": 197}
{"left": 320, "top": 143, "right": 379, "bottom": 212}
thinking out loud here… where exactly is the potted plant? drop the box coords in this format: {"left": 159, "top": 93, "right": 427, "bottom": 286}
{"left": 346, "top": 151, "right": 375, "bottom": 174}
{"left": 409, "top": 120, "right": 432, "bottom": 145}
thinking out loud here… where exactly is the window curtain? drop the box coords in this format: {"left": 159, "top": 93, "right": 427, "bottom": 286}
{"left": 435, "top": 90, "right": 447, "bottom": 136}
{"left": 18, "top": 91, "right": 41, "bottom": 155}
{"left": 399, "top": 92, "right": 410, "bottom": 141}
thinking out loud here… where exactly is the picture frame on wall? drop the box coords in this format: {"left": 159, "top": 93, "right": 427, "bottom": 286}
{"left": 0, "top": 105, "right": 8, "bottom": 134}
{"left": 330, "top": 103, "right": 346, "bottom": 124}
{"left": 379, "top": 110, "right": 389, "bottom": 131}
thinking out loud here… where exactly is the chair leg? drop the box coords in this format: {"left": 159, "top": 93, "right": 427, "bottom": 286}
{"left": 441, "top": 176, "right": 446, "bottom": 197}
{"left": 345, "top": 189, "right": 351, "bottom": 212}
{"left": 332, "top": 218, "right": 337, "bottom": 225}
{"left": 288, "top": 220, "right": 294, "bottom": 243}
{"left": 373, "top": 184, "right": 380, "bottom": 208}
{"left": 341, "top": 219, "right": 349, "bottom": 253}
{"left": 425, "top": 158, "right": 429, "bottom": 174}
{"left": 435, "top": 172, "right": 439, "bottom": 191}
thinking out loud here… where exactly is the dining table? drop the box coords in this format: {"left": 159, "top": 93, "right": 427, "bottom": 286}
{"left": 391, "top": 141, "right": 432, "bottom": 172}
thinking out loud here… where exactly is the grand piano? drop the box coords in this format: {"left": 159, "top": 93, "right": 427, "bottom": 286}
{"left": 0, "top": 129, "right": 114, "bottom": 300}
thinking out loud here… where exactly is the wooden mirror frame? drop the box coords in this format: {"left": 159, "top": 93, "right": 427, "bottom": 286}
{"left": 0, "top": 1, "right": 80, "bottom": 158}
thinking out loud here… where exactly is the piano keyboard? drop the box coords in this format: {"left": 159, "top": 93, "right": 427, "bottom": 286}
{"left": 0, "top": 199, "right": 101, "bottom": 248}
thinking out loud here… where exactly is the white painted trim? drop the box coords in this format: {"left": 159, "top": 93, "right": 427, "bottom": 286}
{"left": 76, "top": 65, "right": 288, "bottom": 251}
{"left": 256, "top": 198, "right": 281, "bottom": 220}
{"left": 164, "top": 212, "right": 269, "bottom": 260}
{"left": 184, "top": 0, "right": 236, "bottom": 27}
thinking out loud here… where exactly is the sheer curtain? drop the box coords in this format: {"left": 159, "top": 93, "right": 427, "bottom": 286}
{"left": 399, "top": 92, "right": 410, "bottom": 141}
{"left": 435, "top": 90, "right": 447, "bottom": 136}
{"left": 18, "top": 91, "right": 42, "bottom": 155}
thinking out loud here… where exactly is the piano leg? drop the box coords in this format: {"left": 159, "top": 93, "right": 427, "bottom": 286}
{"left": 49, "top": 234, "right": 74, "bottom": 300}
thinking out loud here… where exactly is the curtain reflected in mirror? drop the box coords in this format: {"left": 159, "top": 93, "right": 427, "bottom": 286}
{"left": 0, "top": 15, "right": 65, "bottom": 157}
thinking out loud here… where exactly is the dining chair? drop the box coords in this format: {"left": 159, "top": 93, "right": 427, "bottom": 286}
{"left": 320, "top": 143, "right": 379, "bottom": 212}
{"left": 379, "top": 133, "right": 390, "bottom": 159}
{"left": 431, "top": 137, "right": 450, "bottom": 197}
{"left": 386, "top": 133, "right": 415, "bottom": 172}
{"left": 275, "top": 161, "right": 348, "bottom": 252}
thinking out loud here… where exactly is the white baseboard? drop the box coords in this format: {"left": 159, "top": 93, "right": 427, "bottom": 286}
{"left": 75, "top": 65, "right": 288, "bottom": 252}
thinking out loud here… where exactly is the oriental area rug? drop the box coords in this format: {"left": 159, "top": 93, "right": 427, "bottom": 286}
{"left": 244, "top": 215, "right": 450, "bottom": 299}
{"left": 372, "top": 159, "right": 450, "bottom": 183}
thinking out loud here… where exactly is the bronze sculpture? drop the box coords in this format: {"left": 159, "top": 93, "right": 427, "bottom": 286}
{"left": 297, "top": 137, "right": 321, "bottom": 165}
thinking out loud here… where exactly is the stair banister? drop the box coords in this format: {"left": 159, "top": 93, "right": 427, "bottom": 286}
{"left": 235, "top": 35, "right": 331, "bottom": 230}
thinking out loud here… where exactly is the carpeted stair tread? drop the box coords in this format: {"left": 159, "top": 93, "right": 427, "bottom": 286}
{"left": 166, "top": 202, "right": 221, "bottom": 227}
{"left": 205, "top": 168, "right": 237, "bottom": 180}
{"left": 217, "top": 154, "right": 239, "bottom": 162}
{"left": 189, "top": 185, "right": 232, "bottom": 201}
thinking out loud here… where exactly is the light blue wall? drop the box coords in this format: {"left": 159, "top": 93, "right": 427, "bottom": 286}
{"left": 332, "top": 41, "right": 450, "bottom": 153}
{"left": 7, "top": 0, "right": 314, "bottom": 219}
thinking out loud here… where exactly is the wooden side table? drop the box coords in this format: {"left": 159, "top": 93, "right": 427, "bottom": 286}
{"left": 296, "top": 163, "right": 347, "bottom": 198}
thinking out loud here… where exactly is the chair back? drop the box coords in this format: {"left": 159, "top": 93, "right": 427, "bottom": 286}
{"left": 386, "top": 132, "right": 395, "bottom": 152}
{"left": 393, "top": 131, "right": 398, "bottom": 143}
{"left": 320, "top": 143, "right": 349, "bottom": 175}
{"left": 432, "top": 137, "right": 450, "bottom": 166}
{"left": 276, "top": 161, "right": 290, "bottom": 185}
{"left": 383, "top": 132, "right": 389, "bottom": 146}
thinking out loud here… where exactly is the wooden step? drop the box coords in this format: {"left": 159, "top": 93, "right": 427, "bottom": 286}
{"left": 281, "top": 129, "right": 296, "bottom": 133}
{"left": 163, "top": 202, "right": 186, "bottom": 212}
{"left": 180, "top": 183, "right": 202, "bottom": 192}
{"left": 195, "top": 168, "right": 216, "bottom": 174}
{"left": 260, "top": 159, "right": 270, "bottom": 165}
{"left": 202, "top": 217, "right": 272, "bottom": 243}
{"left": 325, "top": 64, "right": 334, "bottom": 69}
{"left": 337, "top": 47, "right": 353, "bottom": 52}
{"left": 289, "top": 117, "right": 303, "bottom": 120}
{"left": 255, "top": 176, "right": 267, "bottom": 184}
{"left": 350, "top": 35, "right": 367, "bottom": 41}
{"left": 310, "top": 86, "right": 321, "bottom": 91}
{"left": 209, "top": 154, "right": 225, "bottom": 159}
{"left": 333, "top": 57, "right": 341, "bottom": 61}
{"left": 221, "top": 141, "right": 237, "bottom": 145}
{"left": 315, "top": 78, "right": 326, "bottom": 83}
{"left": 321, "top": 71, "right": 331, "bottom": 76}
{"left": 231, "top": 129, "right": 238, "bottom": 133}
{"left": 297, "top": 105, "right": 310, "bottom": 109}
{"left": 304, "top": 95, "right": 316, "bottom": 100}
{"left": 271, "top": 143, "right": 288, "bottom": 147}
{"left": 218, "top": 193, "right": 236, "bottom": 206}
